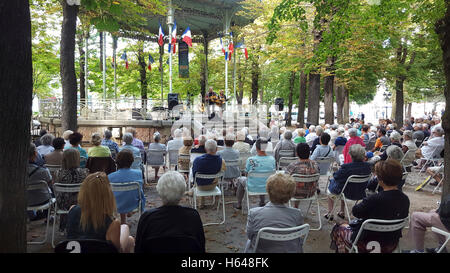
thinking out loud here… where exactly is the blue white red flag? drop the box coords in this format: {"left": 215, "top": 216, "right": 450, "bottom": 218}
{"left": 120, "top": 51, "right": 129, "bottom": 69}
{"left": 158, "top": 22, "right": 165, "bottom": 46}
{"left": 181, "top": 27, "right": 192, "bottom": 47}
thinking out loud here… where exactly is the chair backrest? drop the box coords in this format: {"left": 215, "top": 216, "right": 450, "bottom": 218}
{"left": 167, "top": 149, "right": 179, "bottom": 165}
{"left": 131, "top": 155, "right": 142, "bottom": 169}
{"left": 177, "top": 153, "right": 191, "bottom": 172}
{"left": 53, "top": 183, "right": 82, "bottom": 211}
{"left": 44, "top": 164, "right": 61, "bottom": 172}
{"left": 292, "top": 173, "right": 321, "bottom": 183}
{"left": 341, "top": 174, "right": 372, "bottom": 200}
{"left": 190, "top": 153, "right": 203, "bottom": 162}
{"left": 278, "top": 157, "right": 298, "bottom": 170}
{"left": 279, "top": 149, "right": 295, "bottom": 158}
{"left": 351, "top": 218, "right": 409, "bottom": 253}
{"left": 314, "top": 157, "right": 335, "bottom": 175}
{"left": 239, "top": 152, "right": 252, "bottom": 171}
{"left": 224, "top": 159, "right": 241, "bottom": 179}
{"left": 26, "top": 180, "right": 52, "bottom": 203}
{"left": 253, "top": 224, "right": 310, "bottom": 253}
{"left": 247, "top": 170, "right": 275, "bottom": 194}
{"left": 400, "top": 149, "right": 416, "bottom": 165}
{"left": 140, "top": 236, "right": 204, "bottom": 253}
{"left": 334, "top": 145, "right": 345, "bottom": 165}
{"left": 193, "top": 171, "right": 224, "bottom": 187}
{"left": 147, "top": 149, "right": 166, "bottom": 165}
{"left": 54, "top": 239, "right": 118, "bottom": 253}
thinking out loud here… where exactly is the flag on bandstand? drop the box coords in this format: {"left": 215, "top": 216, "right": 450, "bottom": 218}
{"left": 228, "top": 32, "right": 234, "bottom": 61}
{"left": 120, "top": 51, "right": 129, "bottom": 69}
{"left": 220, "top": 36, "right": 226, "bottom": 55}
{"left": 158, "top": 22, "right": 165, "bottom": 46}
{"left": 181, "top": 27, "right": 192, "bottom": 47}
{"left": 148, "top": 54, "right": 154, "bottom": 70}
{"left": 235, "top": 39, "right": 249, "bottom": 60}
{"left": 168, "top": 21, "right": 177, "bottom": 53}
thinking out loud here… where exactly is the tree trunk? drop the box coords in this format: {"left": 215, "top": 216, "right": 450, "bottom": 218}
{"left": 237, "top": 55, "right": 246, "bottom": 105}
{"left": 435, "top": 1, "right": 450, "bottom": 200}
{"left": 77, "top": 30, "right": 85, "bottom": 104}
{"left": 407, "top": 102, "right": 412, "bottom": 119}
{"left": 395, "top": 78, "right": 404, "bottom": 127}
{"left": 391, "top": 91, "right": 396, "bottom": 121}
{"left": 307, "top": 73, "right": 320, "bottom": 125}
{"left": 297, "top": 71, "right": 307, "bottom": 127}
{"left": 159, "top": 44, "right": 164, "bottom": 103}
{"left": 335, "top": 84, "right": 345, "bottom": 124}
{"left": 251, "top": 54, "right": 260, "bottom": 104}
{"left": 137, "top": 41, "right": 148, "bottom": 110}
{"left": 324, "top": 57, "right": 335, "bottom": 125}
{"left": 60, "top": 1, "right": 79, "bottom": 131}
{"left": 343, "top": 86, "right": 349, "bottom": 123}
{"left": 0, "top": 0, "right": 32, "bottom": 252}
{"left": 286, "top": 71, "right": 296, "bottom": 126}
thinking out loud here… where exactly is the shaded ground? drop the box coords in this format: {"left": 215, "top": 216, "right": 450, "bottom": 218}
{"left": 27, "top": 167, "right": 443, "bottom": 253}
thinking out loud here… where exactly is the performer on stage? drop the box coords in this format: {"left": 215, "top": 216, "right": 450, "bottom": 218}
{"left": 217, "top": 90, "right": 227, "bottom": 118}
{"left": 205, "top": 87, "right": 218, "bottom": 118}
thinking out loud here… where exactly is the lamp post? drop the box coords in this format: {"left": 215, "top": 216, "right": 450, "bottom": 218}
{"left": 383, "top": 89, "right": 391, "bottom": 119}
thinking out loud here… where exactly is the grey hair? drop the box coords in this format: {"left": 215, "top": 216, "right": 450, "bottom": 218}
{"left": 349, "top": 144, "right": 365, "bottom": 162}
{"left": 316, "top": 126, "right": 324, "bottom": 135}
{"left": 386, "top": 146, "right": 404, "bottom": 161}
{"left": 348, "top": 128, "right": 358, "bottom": 137}
{"left": 259, "top": 127, "right": 269, "bottom": 138}
{"left": 104, "top": 129, "right": 112, "bottom": 139}
{"left": 236, "top": 131, "right": 246, "bottom": 141}
{"left": 123, "top": 133, "right": 133, "bottom": 145}
{"left": 29, "top": 142, "right": 37, "bottom": 158}
{"left": 309, "top": 125, "right": 316, "bottom": 132}
{"left": 156, "top": 171, "right": 187, "bottom": 205}
{"left": 403, "top": 130, "right": 413, "bottom": 139}
{"left": 205, "top": 139, "right": 217, "bottom": 153}
{"left": 284, "top": 130, "right": 293, "bottom": 140}
{"left": 154, "top": 133, "right": 161, "bottom": 142}
{"left": 62, "top": 130, "right": 73, "bottom": 140}
{"left": 41, "top": 133, "right": 55, "bottom": 146}
{"left": 91, "top": 133, "right": 102, "bottom": 146}
{"left": 390, "top": 131, "right": 401, "bottom": 142}
{"left": 433, "top": 126, "right": 444, "bottom": 136}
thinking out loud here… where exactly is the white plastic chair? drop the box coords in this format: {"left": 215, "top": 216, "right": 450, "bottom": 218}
{"left": 51, "top": 183, "right": 82, "bottom": 248}
{"left": 431, "top": 227, "right": 450, "bottom": 253}
{"left": 110, "top": 182, "right": 143, "bottom": 219}
{"left": 289, "top": 174, "right": 322, "bottom": 230}
{"left": 400, "top": 149, "right": 416, "bottom": 172}
{"left": 239, "top": 152, "right": 252, "bottom": 172}
{"left": 27, "top": 181, "right": 56, "bottom": 245}
{"left": 167, "top": 149, "right": 180, "bottom": 170}
{"left": 245, "top": 170, "right": 276, "bottom": 215}
{"left": 44, "top": 164, "right": 61, "bottom": 176}
{"left": 314, "top": 157, "right": 335, "bottom": 177}
{"left": 330, "top": 174, "right": 372, "bottom": 222}
{"left": 192, "top": 172, "right": 226, "bottom": 226}
{"left": 347, "top": 218, "right": 409, "bottom": 253}
{"left": 253, "top": 224, "right": 310, "bottom": 253}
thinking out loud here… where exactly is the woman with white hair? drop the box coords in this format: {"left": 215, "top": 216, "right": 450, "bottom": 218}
{"left": 62, "top": 130, "right": 74, "bottom": 149}
{"left": 134, "top": 171, "right": 205, "bottom": 253}
{"left": 148, "top": 132, "right": 167, "bottom": 181}
{"left": 325, "top": 144, "right": 371, "bottom": 220}
{"left": 233, "top": 131, "right": 251, "bottom": 153}
{"left": 37, "top": 133, "right": 55, "bottom": 156}
{"left": 250, "top": 127, "right": 274, "bottom": 155}
{"left": 342, "top": 128, "right": 366, "bottom": 164}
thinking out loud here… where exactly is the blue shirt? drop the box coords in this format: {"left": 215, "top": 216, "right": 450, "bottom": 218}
{"left": 120, "top": 145, "right": 142, "bottom": 169}
{"left": 246, "top": 155, "right": 276, "bottom": 193}
{"left": 101, "top": 139, "right": 120, "bottom": 155}
{"left": 192, "top": 154, "right": 223, "bottom": 186}
{"left": 108, "top": 168, "right": 145, "bottom": 214}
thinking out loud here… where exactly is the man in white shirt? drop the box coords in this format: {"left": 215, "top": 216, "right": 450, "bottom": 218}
{"left": 305, "top": 125, "right": 318, "bottom": 146}
{"left": 416, "top": 126, "right": 445, "bottom": 169}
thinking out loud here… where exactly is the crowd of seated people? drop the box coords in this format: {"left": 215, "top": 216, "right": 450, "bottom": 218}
{"left": 26, "top": 113, "right": 446, "bottom": 253}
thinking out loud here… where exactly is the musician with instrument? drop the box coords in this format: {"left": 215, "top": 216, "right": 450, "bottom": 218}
{"left": 205, "top": 87, "right": 218, "bottom": 117}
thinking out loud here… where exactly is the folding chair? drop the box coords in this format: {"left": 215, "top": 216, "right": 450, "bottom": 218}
{"left": 167, "top": 149, "right": 180, "bottom": 170}
{"left": 314, "top": 157, "right": 335, "bottom": 177}
{"left": 347, "top": 218, "right": 409, "bottom": 253}
{"left": 192, "top": 172, "right": 226, "bottom": 226}
{"left": 330, "top": 174, "right": 372, "bottom": 222}
{"left": 334, "top": 145, "right": 345, "bottom": 166}
{"left": 110, "top": 182, "right": 143, "bottom": 219}
{"left": 278, "top": 157, "right": 298, "bottom": 171}
{"left": 417, "top": 137, "right": 429, "bottom": 149}
{"left": 223, "top": 159, "right": 241, "bottom": 192}
{"left": 27, "top": 181, "right": 56, "bottom": 245}
{"left": 253, "top": 224, "right": 310, "bottom": 253}
{"left": 245, "top": 170, "right": 276, "bottom": 215}
{"left": 431, "top": 227, "right": 450, "bottom": 253}
{"left": 277, "top": 149, "right": 296, "bottom": 169}
{"left": 44, "top": 164, "right": 61, "bottom": 176}
{"left": 289, "top": 174, "right": 322, "bottom": 230}
{"left": 239, "top": 152, "right": 252, "bottom": 173}
{"left": 432, "top": 173, "right": 444, "bottom": 195}
{"left": 400, "top": 149, "right": 416, "bottom": 172}
{"left": 55, "top": 239, "right": 118, "bottom": 253}
{"left": 51, "top": 183, "right": 82, "bottom": 248}
{"left": 419, "top": 145, "right": 444, "bottom": 173}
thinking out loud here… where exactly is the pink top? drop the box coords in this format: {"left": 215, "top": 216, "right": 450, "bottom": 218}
{"left": 343, "top": 136, "right": 366, "bottom": 164}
